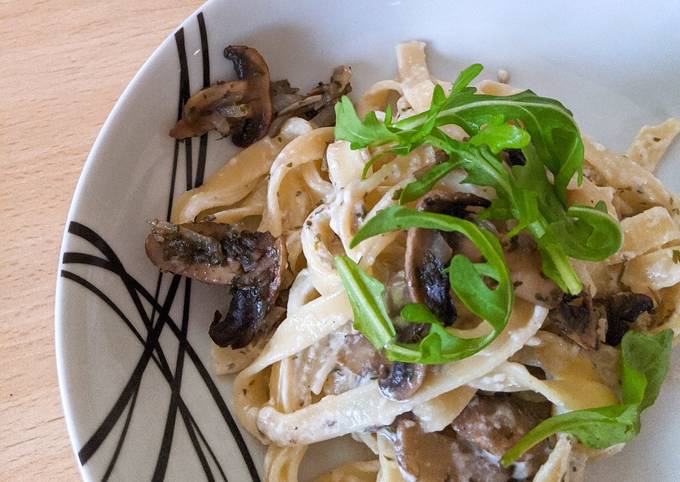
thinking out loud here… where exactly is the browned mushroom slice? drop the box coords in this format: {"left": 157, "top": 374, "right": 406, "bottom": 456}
{"left": 378, "top": 362, "right": 426, "bottom": 401}
{"left": 210, "top": 233, "right": 286, "bottom": 349}
{"left": 268, "top": 65, "right": 352, "bottom": 135}
{"left": 406, "top": 230, "right": 455, "bottom": 324}
{"left": 602, "top": 292, "right": 654, "bottom": 346}
{"left": 224, "top": 46, "right": 273, "bottom": 147}
{"left": 546, "top": 291, "right": 655, "bottom": 349}
{"left": 387, "top": 191, "right": 490, "bottom": 402}
{"left": 170, "top": 45, "right": 272, "bottom": 147}
{"left": 391, "top": 392, "right": 553, "bottom": 482}
{"left": 545, "top": 291, "right": 603, "bottom": 350}
{"left": 405, "top": 190, "right": 491, "bottom": 326}
{"left": 392, "top": 417, "right": 512, "bottom": 482}
{"left": 145, "top": 220, "right": 241, "bottom": 284}
{"left": 145, "top": 220, "right": 287, "bottom": 348}
{"left": 169, "top": 80, "right": 249, "bottom": 139}
{"left": 451, "top": 392, "right": 553, "bottom": 477}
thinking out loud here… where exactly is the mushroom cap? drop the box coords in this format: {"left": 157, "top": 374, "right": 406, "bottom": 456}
{"left": 145, "top": 220, "right": 288, "bottom": 349}
{"left": 604, "top": 292, "right": 653, "bottom": 345}
{"left": 404, "top": 190, "right": 491, "bottom": 326}
{"left": 545, "top": 290, "right": 653, "bottom": 349}
{"left": 169, "top": 45, "right": 273, "bottom": 146}
{"left": 209, "top": 235, "right": 287, "bottom": 348}
{"left": 378, "top": 362, "right": 426, "bottom": 401}
{"left": 224, "top": 45, "right": 273, "bottom": 147}
{"left": 450, "top": 392, "right": 553, "bottom": 477}
{"left": 545, "top": 292, "right": 602, "bottom": 350}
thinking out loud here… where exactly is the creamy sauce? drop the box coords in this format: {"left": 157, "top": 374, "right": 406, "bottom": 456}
{"left": 505, "top": 235, "right": 561, "bottom": 307}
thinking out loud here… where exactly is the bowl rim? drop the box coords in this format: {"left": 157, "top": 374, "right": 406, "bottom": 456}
{"left": 53, "top": 1, "right": 212, "bottom": 477}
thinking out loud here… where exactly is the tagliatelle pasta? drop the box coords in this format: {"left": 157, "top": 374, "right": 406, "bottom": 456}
{"left": 583, "top": 136, "right": 680, "bottom": 220}
{"left": 627, "top": 118, "right": 680, "bottom": 172}
{"left": 608, "top": 206, "right": 680, "bottom": 264}
{"left": 153, "top": 41, "right": 680, "bottom": 481}
{"left": 254, "top": 301, "right": 547, "bottom": 447}
{"left": 172, "top": 118, "right": 315, "bottom": 224}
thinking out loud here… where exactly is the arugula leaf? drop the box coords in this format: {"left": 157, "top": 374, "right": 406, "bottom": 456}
{"left": 451, "top": 63, "right": 483, "bottom": 93}
{"left": 510, "top": 143, "right": 564, "bottom": 222}
{"left": 400, "top": 124, "right": 618, "bottom": 294}
{"left": 350, "top": 206, "right": 513, "bottom": 328}
{"left": 514, "top": 146, "right": 621, "bottom": 262}
{"left": 621, "top": 328, "right": 673, "bottom": 411}
{"left": 334, "top": 66, "right": 598, "bottom": 291}
{"left": 393, "top": 89, "right": 584, "bottom": 201}
{"left": 334, "top": 97, "right": 397, "bottom": 150}
{"left": 335, "top": 255, "right": 395, "bottom": 348}
{"left": 387, "top": 303, "right": 500, "bottom": 364}
{"left": 534, "top": 236, "right": 579, "bottom": 294}
{"left": 335, "top": 64, "right": 583, "bottom": 201}
{"left": 334, "top": 63, "right": 625, "bottom": 365}
{"left": 501, "top": 329, "right": 673, "bottom": 466}
{"left": 399, "top": 160, "right": 462, "bottom": 204}
{"left": 333, "top": 254, "right": 513, "bottom": 365}
{"left": 468, "top": 116, "right": 531, "bottom": 154}
{"left": 548, "top": 202, "right": 623, "bottom": 261}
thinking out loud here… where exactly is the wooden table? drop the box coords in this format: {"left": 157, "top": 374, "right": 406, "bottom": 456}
{"left": 0, "top": 2, "right": 203, "bottom": 480}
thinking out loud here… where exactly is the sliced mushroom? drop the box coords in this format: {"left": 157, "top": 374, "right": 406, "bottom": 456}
{"left": 451, "top": 392, "right": 553, "bottom": 473}
{"left": 145, "top": 220, "right": 241, "bottom": 284}
{"left": 390, "top": 393, "right": 553, "bottom": 481}
{"left": 268, "top": 65, "right": 352, "bottom": 135}
{"left": 451, "top": 392, "right": 551, "bottom": 466}
{"left": 337, "top": 333, "right": 385, "bottom": 377}
{"left": 406, "top": 234, "right": 455, "bottom": 324}
{"left": 170, "top": 45, "right": 272, "bottom": 147}
{"left": 378, "top": 362, "right": 426, "bottom": 401}
{"left": 209, "top": 279, "right": 283, "bottom": 349}
{"left": 546, "top": 290, "right": 655, "bottom": 349}
{"left": 545, "top": 291, "right": 604, "bottom": 350}
{"left": 145, "top": 220, "right": 287, "bottom": 348}
{"left": 392, "top": 417, "right": 511, "bottom": 482}
{"left": 603, "top": 292, "right": 654, "bottom": 346}
{"left": 384, "top": 191, "right": 490, "bottom": 403}
{"left": 405, "top": 190, "right": 491, "bottom": 326}
{"left": 223, "top": 46, "right": 273, "bottom": 147}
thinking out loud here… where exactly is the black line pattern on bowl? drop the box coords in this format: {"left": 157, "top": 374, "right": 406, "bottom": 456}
{"left": 60, "top": 12, "right": 261, "bottom": 482}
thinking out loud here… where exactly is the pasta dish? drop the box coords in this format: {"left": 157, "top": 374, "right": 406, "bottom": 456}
{"left": 144, "top": 42, "right": 680, "bottom": 481}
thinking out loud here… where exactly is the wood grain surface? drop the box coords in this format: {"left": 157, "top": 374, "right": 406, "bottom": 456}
{"left": 0, "top": 2, "right": 203, "bottom": 480}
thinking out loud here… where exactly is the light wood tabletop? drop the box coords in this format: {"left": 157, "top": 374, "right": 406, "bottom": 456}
{"left": 0, "top": 2, "right": 203, "bottom": 480}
